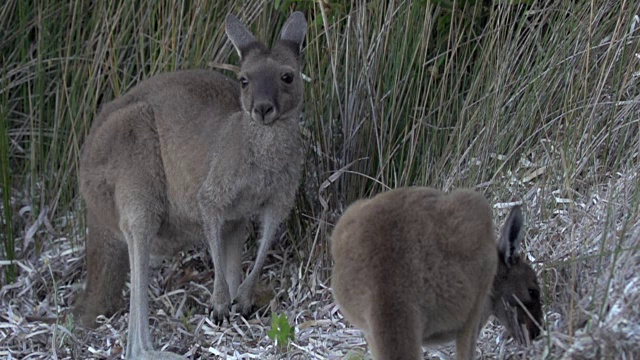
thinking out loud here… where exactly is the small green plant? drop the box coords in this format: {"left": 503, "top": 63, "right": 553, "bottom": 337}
{"left": 181, "top": 307, "right": 195, "bottom": 331}
{"left": 64, "top": 312, "right": 75, "bottom": 334}
{"left": 267, "top": 313, "right": 295, "bottom": 349}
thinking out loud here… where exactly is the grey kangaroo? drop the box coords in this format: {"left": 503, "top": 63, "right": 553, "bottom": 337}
{"left": 331, "top": 187, "right": 543, "bottom": 360}
{"left": 73, "top": 12, "right": 307, "bottom": 360}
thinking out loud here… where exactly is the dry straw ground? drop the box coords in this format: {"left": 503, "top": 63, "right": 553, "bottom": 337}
{"left": 1, "top": 0, "right": 639, "bottom": 359}
{"left": 3, "top": 169, "right": 639, "bottom": 359}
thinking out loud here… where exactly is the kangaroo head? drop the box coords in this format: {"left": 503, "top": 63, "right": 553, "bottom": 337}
{"left": 225, "top": 12, "right": 307, "bottom": 125}
{"left": 491, "top": 206, "right": 543, "bottom": 343}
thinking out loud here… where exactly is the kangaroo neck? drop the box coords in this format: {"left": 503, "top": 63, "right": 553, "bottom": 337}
{"left": 241, "top": 112, "right": 302, "bottom": 162}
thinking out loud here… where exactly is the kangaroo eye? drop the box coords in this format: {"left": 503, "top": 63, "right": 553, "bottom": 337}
{"left": 281, "top": 73, "right": 294, "bottom": 84}
{"left": 529, "top": 288, "right": 540, "bottom": 300}
{"left": 239, "top": 77, "right": 249, "bottom": 89}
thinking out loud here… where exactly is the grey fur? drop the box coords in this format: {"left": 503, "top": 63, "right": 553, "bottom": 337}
{"left": 225, "top": 14, "right": 258, "bottom": 57}
{"left": 73, "top": 12, "right": 307, "bottom": 360}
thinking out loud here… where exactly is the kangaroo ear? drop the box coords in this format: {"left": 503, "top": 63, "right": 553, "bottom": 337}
{"left": 225, "top": 14, "right": 259, "bottom": 58}
{"left": 279, "top": 11, "right": 307, "bottom": 55}
{"left": 498, "top": 205, "right": 524, "bottom": 267}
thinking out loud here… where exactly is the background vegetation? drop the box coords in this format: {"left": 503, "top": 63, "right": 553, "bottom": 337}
{"left": 1, "top": 0, "right": 639, "bottom": 358}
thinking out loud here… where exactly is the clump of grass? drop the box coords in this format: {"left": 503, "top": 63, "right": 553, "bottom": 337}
{"left": 267, "top": 313, "right": 295, "bottom": 349}
{"left": 0, "top": 79, "right": 16, "bottom": 283}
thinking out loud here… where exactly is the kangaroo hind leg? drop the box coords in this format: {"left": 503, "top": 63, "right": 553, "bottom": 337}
{"left": 73, "top": 212, "right": 128, "bottom": 328}
{"left": 368, "top": 302, "right": 423, "bottom": 360}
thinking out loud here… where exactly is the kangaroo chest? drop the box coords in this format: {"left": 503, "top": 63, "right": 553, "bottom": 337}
{"left": 203, "top": 120, "right": 302, "bottom": 221}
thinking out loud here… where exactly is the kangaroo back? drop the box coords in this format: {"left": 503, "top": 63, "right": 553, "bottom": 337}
{"left": 331, "top": 187, "right": 542, "bottom": 360}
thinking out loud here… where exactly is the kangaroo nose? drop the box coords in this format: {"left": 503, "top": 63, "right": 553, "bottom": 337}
{"left": 252, "top": 102, "right": 275, "bottom": 123}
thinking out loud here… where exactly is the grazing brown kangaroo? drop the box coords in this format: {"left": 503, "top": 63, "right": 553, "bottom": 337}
{"left": 73, "top": 12, "right": 307, "bottom": 360}
{"left": 331, "top": 187, "right": 543, "bottom": 360}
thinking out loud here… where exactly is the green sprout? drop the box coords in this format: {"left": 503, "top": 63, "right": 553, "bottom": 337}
{"left": 267, "top": 313, "right": 295, "bottom": 349}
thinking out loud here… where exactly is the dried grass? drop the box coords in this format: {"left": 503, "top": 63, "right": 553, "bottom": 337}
{"left": 1, "top": 166, "right": 638, "bottom": 359}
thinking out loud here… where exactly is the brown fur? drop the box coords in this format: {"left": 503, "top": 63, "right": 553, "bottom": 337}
{"left": 73, "top": 12, "right": 307, "bottom": 360}
{"left": 331, "top": 187, "right": 543, "bottom": 360}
